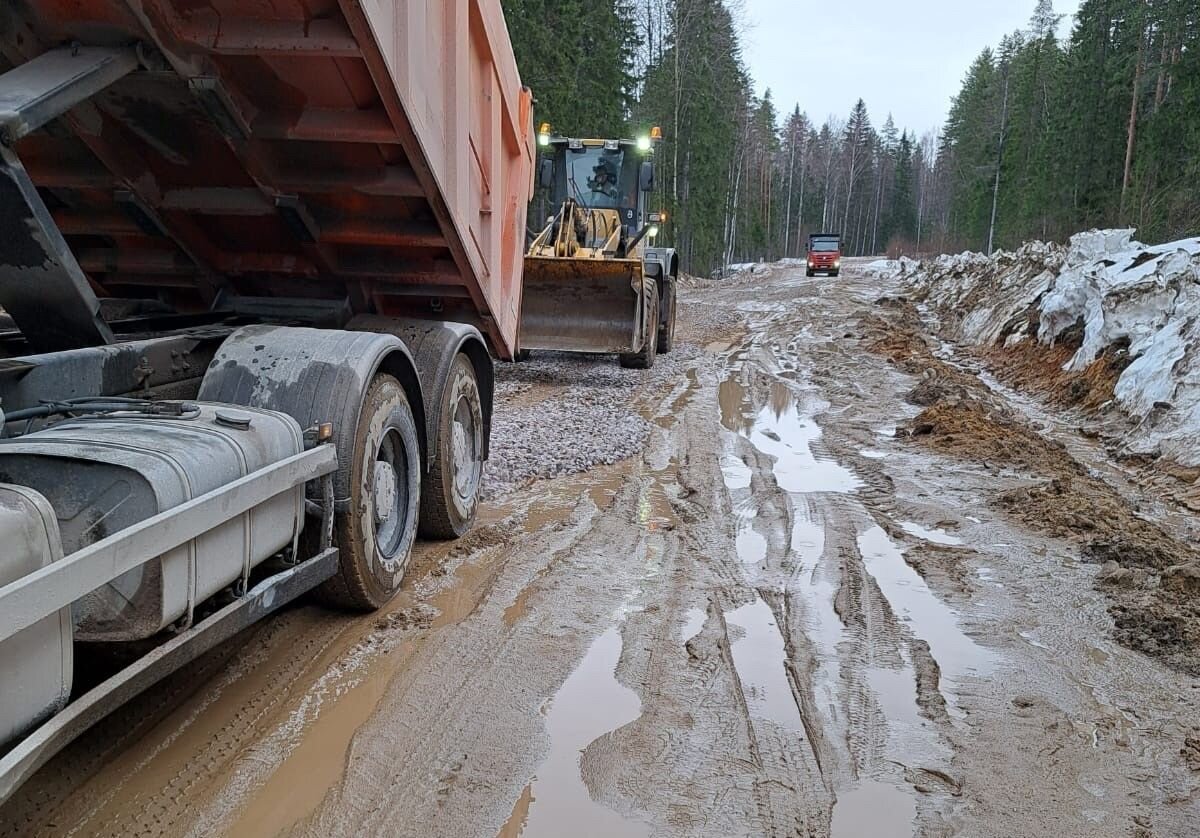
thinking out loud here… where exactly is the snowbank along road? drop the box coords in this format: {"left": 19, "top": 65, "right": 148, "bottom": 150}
{"left": 2, "top": 258, "right": 1198, "bottom": 837}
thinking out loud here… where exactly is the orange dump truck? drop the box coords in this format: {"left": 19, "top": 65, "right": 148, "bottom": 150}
{"left": 0, "top": 0, "right": 532, "bottom": 803}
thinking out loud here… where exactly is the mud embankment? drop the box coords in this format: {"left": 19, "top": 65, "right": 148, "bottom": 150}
{"left": 864, "top": 296, "right": 1200, "bottom": 675}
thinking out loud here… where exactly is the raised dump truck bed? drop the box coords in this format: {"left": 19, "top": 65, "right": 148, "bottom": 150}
{"left": 0, "top": 0, "right": 533, "bottom": 357}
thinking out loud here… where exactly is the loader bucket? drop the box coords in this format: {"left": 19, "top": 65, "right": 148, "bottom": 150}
{"left": 519, "top": 256, "right": 645, "bottom": 353}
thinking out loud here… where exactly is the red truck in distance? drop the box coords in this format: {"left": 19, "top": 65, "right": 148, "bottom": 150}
{"left": 807, "top": 234, "right": 842, "bottom": 277}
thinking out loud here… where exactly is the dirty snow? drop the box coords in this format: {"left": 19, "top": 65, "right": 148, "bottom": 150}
{"left": 903, "top": 229, "right": 1200, "bottom": 466}
{"left": 864, "top": 258, "right": 919, "bottom": 277}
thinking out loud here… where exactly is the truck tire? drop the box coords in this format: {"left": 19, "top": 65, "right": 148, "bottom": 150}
{"left": 320, "top": 373, "right": 421, "bottom": 610}
{"left": 620, "top": 282, "right": 659, "bottom": 370}
{"left": 806, "top": 269, "right": 814, "bottom": 278}
{"left": 419, "top": 354, "right": 484, "bottom": 539}
{"left": 658, "top": 279, "right": 677, "bottom": 355}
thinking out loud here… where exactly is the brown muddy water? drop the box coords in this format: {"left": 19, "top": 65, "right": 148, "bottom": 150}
{"left": 2, "top": 262, "right": 1198, "bottom": 837}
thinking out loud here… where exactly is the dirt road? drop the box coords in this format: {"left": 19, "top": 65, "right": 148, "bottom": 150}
{"left": 3, "top": 260, "right": 1198, "bottom": 837}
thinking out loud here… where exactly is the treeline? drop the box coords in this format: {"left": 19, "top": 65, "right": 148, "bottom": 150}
{"left": 503, "top": 0, "right": 920, "bottom": 271}
{"left": 501, "top": 0, "right": 1200, "bottom": 274}
{"left": 937, "top": 0, "right": 1200, "bottom": 251}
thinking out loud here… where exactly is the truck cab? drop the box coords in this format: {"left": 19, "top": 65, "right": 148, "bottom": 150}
{"left": 807, "top": 234, "right": 843, "bottom": 277}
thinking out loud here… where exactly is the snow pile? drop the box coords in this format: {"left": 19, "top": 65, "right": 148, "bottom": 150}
{"left": 864, "top": 258, "right": 920, "bottom": 278}
{"left": 907, "top": 229, "right": 1200, "bottom": 466}
{"left": 722, "top": 262, "right": 772, "bottom": 277}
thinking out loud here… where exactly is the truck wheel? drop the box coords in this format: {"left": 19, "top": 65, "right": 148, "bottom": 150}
{"left": 658, "top": 280, "right": 677, "bottom": 355}
{"left": 620, "top": 282, "right": 659, "bottom": 370}
{"left": 419, "top": 354, "right": 483, "bottom": 539}
{"left": 320, "top": 373, "right": 421, "bottom": 610}
{"left": 806, "top": 269, "right": 814, "bottom": 278}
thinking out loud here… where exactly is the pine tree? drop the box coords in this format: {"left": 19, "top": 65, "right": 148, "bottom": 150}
{"left": 889, "top": 132, "right": 918, "bottom": 247}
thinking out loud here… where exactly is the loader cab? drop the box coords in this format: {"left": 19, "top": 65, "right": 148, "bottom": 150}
{"left": 535, "top": 131, "right": 660, "bottom": 242}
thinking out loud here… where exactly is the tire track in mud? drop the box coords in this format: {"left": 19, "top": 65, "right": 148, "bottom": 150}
{"left": 287, "top": 471, "right": 669, "bottom": 837}
{"left": 710, "top": 291, "right": 971, "bottom": 836}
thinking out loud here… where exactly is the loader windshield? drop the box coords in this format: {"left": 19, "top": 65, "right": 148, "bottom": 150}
{"left": 560, "top": 147, "right": 632, "bottom": 211}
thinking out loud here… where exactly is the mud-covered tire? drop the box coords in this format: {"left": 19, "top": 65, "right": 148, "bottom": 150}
{"left": 419, "top": 354, "right": 484, "bottom": 539}
{"left": 658, "top": 279, "right": 677, "bottom": 355}
{"left": 319, "top": 374, "right": 421, "bottom": 610}
{"left": 620, "top": 281, "right": 660, "bottom": 369}
{"left": 806, "top": 269, "right": 814, "bottom": 277}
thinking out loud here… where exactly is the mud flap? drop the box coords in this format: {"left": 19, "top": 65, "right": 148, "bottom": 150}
{"left": 519, "top": 256, "right": 644, "bottom": 353}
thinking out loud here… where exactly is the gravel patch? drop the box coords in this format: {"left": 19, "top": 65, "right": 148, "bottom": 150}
{"left": 482, "top": 345, "right": 699, "bottom": 498}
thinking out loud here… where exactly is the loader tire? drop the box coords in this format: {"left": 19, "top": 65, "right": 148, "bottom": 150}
{"left": 419, "top": 354, "right": 484, "bottom": 539}
{"left": 319, "top": 373, "right": 421, "bottom": 610}
{"left": 620, "top": 282, "right": 660, "bottom": 370}
{"left": 658, "top": 280, "right": 677, "bottom": 355}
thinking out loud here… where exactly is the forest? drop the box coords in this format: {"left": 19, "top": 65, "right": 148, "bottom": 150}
{"left": 501, "top": 0, "right": 1200, "bottom": 274}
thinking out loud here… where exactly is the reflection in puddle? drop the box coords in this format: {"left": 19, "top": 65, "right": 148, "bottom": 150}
{"left": 830, "top": 779, "right": 916, "bottom": 838}
{"left": 791, "top": 517, "right": 825, "bottom": 571}
{"left": 521, "top": 628, "right": 648, "bottom": 838}
{"left": 899, "top": 521, "right": 963, "bottom": 546}
{"left": 725, "top": 598, "right": 804, "bottom": 732}
{"left": 858, "top": 527, "right": 994, "bottom": 710}
{"left": 721, "top": 454, "right": 752, "bottom": 489}
{"left": 737, "top": 523, "right": 768, "bottom": 565}
{"left": 681, "top": 608, "right": 706, "bottom": 643}
{"left": 721, "top": 378, "right": 861, "bottom": 495}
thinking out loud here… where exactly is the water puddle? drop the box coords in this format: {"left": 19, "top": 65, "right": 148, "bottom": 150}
{"left": 858, "top": 527, "right": 995, "bottom": 708}
{"left": 681, "top": 608, "right": 707, "bottom": 643}
{"left": 725, "top": 597, "right": 804, "bottom": 732}
{"left": 721, "top": 378, "right": 861, "bottom": 495}
{"left": 721, "top": 453, "right": 752, "bottom": 490}
{"left": 519, "top": 628, "right": 648, "bottom": 838}
{"left": 830, "top": 779, "right": 916, "bottom": 838}
{"left": 790, "top": 516, "right": 826, "bottom": 571}
{"left": 736, "top": 522, "right": 768, "bottom": 565}
{"left": 860, "top": 448, "right": 890, "bottom": 460}
{"left": 498, "top": 784, "right": 534, "bottom": 838}
{"left": 898, "top": 522, "right": 963, "bottom": 546}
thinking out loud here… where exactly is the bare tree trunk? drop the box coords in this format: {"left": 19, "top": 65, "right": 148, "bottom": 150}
{"left": 987, "top": 72, "right": 1010, "bottom": 255}
{"left": 784, "top": 128, "right": 796, "bottom": 257}
{"left": 1122, "top": 14, "right": 1147, "bottom": 218}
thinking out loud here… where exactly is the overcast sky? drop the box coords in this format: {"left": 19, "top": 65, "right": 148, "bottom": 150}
{"left": 741, "top": 0, "right": 1083, "bottom": 138}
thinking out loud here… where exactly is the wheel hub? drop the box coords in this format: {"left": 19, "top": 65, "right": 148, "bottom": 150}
{"left": 373, "top": 460, "right": 398, "bottom": 524}
{"left": 450, "top": 394, "right": 482, "bottom": 511}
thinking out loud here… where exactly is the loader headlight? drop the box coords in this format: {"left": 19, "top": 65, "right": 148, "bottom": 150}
{"left": 648, "top": 225, "right": 660, "bottom": 238}
{"left": 637, "top": 135, "right": 652, "bottom": 152}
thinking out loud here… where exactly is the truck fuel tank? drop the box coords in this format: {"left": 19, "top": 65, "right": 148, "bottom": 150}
{"left": 0, "top": 404, "right": 305, "bottom": 641}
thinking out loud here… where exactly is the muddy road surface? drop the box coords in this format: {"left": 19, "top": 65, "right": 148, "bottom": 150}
{"left": 4, "top": 261, "right": 1198, "bottom": 837}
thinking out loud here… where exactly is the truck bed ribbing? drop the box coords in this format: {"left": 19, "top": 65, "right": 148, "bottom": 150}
{"left": 0, "top": 0, "right": 534, "bottom": 358}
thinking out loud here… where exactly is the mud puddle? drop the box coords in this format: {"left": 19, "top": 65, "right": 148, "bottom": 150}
{"left": 858, "top": 526, "right": 993, "bottom": 708}
{"left": 720, "top": 376, "right": 861, "bottom": 495}
{"left": 898, "top": 522, "right": 963, "bottom": 546}
{"left": 725, "top": 597, "right": 805, "bottom": 732}
{"left": 510, "top": 626, "right": 648, "bottom": 838}
{"left": 830, "top": 780, "right": 916, "bottom": 838}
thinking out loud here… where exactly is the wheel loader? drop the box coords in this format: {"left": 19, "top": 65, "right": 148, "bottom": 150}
{"left": 519, "top": 126, "right": 679, "bottom": 368}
